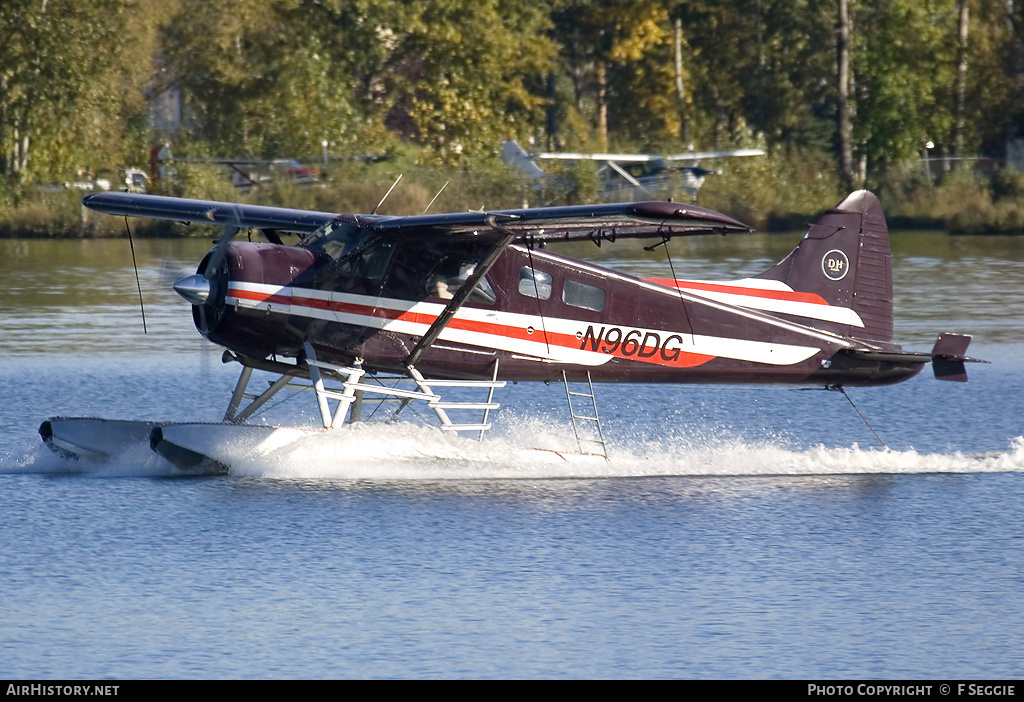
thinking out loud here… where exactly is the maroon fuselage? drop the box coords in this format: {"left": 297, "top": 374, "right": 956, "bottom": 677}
{"left": 193, "top": 238, "right": 924, "bottom": 387}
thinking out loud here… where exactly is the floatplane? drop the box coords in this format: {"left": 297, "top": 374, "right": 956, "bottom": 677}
{"left": 40, "top": 188, "right": 981, "bottom": 474}
{"left": 501, "top": 139, "right": 765, "bottom": 202}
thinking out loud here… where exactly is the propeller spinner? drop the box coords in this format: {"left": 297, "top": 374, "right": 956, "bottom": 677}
{"left": 172, "top": 274, "right": 210, "bottom": 305}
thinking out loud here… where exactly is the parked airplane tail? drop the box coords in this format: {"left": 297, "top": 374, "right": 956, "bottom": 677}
{"left": 501, "top": 140, "right": 549, "bottom": 180}
{"left": 755, "top": 190, "right": 894, "bottom": 346}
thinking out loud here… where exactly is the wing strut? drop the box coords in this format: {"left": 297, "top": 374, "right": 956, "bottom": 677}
{"left": 404, "top": 215, "right": 518, "bottom": 368}
{"left": 604, "top": 160, "right": 652, "bottom": 195}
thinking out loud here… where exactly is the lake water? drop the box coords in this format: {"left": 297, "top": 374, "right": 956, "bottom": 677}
{"left": 1, "top": 232, "right": 1023, "bottom": 679}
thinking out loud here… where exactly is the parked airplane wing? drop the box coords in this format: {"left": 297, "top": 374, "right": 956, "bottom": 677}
{"left": 665, "top": 148, "right": 766, "bottom": 161}
{"left": 533, "top": 148, "right": 765, "bottom": 162}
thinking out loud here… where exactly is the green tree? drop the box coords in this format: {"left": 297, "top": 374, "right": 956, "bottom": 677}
{"left": 380, "top": 0, "right": 557, "bottom": 163}
{"left": 0, "top": 0, "right": 156, "bottom": 182}
{"left": 550, "top": 0, "right": 673, "bottom": 151}
{"left": 963, "top": 0, "right": 1024, "bottom": 160}
{"left": 849, "top": 0, "right": 956, "bottom": 177}
{"left": 676, "top": 0, "right": 835, "bottom": 152}
{"left": 160, "top": 0, "right": 556, "bottom": 164}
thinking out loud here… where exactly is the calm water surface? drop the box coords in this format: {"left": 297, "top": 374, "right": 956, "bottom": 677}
{"left": 1, "top": 232, "right": 1023, "bottom": 679}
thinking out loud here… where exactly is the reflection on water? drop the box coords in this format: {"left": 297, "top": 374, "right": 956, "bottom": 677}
{"left": 0, "top": 238, "right": 213, "bottom": 355}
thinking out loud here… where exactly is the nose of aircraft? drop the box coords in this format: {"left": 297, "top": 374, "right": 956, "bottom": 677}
{"left": 172, "top": 273, "right": 211, "bottom": 305}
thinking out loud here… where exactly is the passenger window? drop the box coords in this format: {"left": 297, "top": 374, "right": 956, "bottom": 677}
{"left": 519, "top": 267, "right": 552, "bottom": 300}
{"left": 562, "top": 279, "right": 605, "bottom": 311}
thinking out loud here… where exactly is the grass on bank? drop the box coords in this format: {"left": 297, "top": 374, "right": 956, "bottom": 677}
{"left": 3, "top": 150, "right": 1024, "bottom": 237}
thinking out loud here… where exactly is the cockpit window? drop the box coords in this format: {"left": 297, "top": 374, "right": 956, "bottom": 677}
{"left": 375, "top": 239, "right": 498, "bottom": 305}
{"left": 348, "top": 240, "right": 395, "bottom": 280}
{"left": 301, "top": 227, "right": 498, "bottom": 304}
{"left": 301, "top": 218, "right": 370, "bottom": 260}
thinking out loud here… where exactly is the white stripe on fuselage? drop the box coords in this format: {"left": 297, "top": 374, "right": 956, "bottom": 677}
{"left": 654, "top": 278, "right": 865, "bottom": 327}
{"left": 226, "top": 282, "right": 823, "bottom": 367}
{"left": 516, "top": 247, "right": 858, "bottom": 348}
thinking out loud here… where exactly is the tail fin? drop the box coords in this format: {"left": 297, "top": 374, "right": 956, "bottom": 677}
{"left": 501, "top": 140, "right": 549, "bottom": 180}
{"left": 756, "top": 190, "right": 893, "bottom": 346}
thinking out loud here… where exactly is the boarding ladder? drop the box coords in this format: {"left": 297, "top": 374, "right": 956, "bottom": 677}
{"left": 562, "top": 371, "right": 609, "bottom": 460}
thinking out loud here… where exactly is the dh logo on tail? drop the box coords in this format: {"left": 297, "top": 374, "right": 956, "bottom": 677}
{"left": 822, "top": 250, "right": 850, "bottom": 281}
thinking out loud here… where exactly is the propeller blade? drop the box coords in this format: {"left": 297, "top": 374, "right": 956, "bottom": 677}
{"left": 204, "top": 205, "right": 245, "bottom": 280}
{"left": 170, "top": 205, "right": 243, "bottom": 336}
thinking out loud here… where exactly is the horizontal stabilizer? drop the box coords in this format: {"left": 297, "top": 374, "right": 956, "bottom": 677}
{"left": 930, "top": 333, "right": 986, "bottom": 382}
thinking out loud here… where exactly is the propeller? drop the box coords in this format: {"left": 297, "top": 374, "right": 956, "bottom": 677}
{"left": 204, "top": 204, "right": 244, "bottom": 277}
{"left": 172, "top": 204, "right": 244, "bottom": 335}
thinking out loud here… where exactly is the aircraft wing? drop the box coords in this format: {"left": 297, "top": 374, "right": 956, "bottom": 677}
{"left": 82, "top": 191, "right": 336, "bottom": 234}
{"left": 83, "top": 192, "right": 751, "bottom": 243}
{"left": 369, "top": 200, "right": 751, "bottom": 243}
{"left": 534, "top": 149, "right": 765, "bottom": 162}
{"left": 664, "top": 148, "right": 766, "bottom": 161}
{"left": 536, "top": 151, "right": 661, "bottom": 163}
{"left": 176, "top": 156, "right": 388, "bottom": 165}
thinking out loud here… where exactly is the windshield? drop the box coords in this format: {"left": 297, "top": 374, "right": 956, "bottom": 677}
{"left": 300, "top": 217, "right": 372, "bottom": 260}
{"left": 301, "top": 221, "right": 498, "bottom": 305}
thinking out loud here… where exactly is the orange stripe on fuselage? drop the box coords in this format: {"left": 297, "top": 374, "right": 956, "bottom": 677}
{"left": 228, "top": 286, "right": 715, "bottom": 369}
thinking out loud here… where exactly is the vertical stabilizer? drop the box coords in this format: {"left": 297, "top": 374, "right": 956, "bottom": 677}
{"left": 501, "top": 140, "right": 549, "bottom": 180}
{"left": 756, "top": 190, "right": 894, "bottom": 345}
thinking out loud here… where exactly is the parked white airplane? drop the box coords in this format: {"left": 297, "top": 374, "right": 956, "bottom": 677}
{"left": 502, "top": 140, "right": 765, "bottom": 202}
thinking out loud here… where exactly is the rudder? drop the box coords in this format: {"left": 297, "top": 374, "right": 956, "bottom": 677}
{"left": 756, "top": 190, "right": 894, "bottom": 346}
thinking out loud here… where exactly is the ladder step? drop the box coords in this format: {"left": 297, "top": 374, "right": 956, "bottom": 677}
{"left": 307, "top": 359, "right": 365, "bottom": 376}
{"left": 563, "top": 369, "right": 608, "bottom": 460}
{"left": 420, "top": 379, "right": 507, "bottom": 388}
{"left": 342, "top": 383, "right": 440, "bottom": 401}
{"left": 431, "top": 402, "right": 501, "bottom": 410}
{"left": 439, "top": 423, "right": 492, "bottom": 431}
{"left": 316, "top": 389, "right": 357, "bottom": 403}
